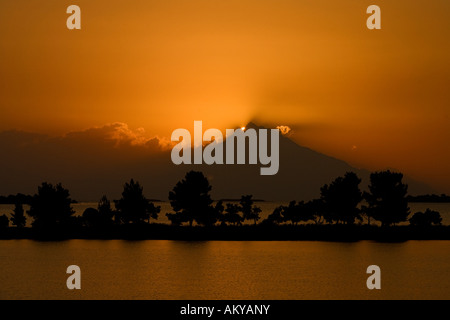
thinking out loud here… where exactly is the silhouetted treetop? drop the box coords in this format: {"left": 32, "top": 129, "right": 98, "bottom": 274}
{"left": 114, "top": 179, "right": 160, "bottom": 224}
{"left": 365, "top": 170, "right": 410, "bottom": 226}
{"left": 264, "top": 206, "right": 285, "bottom": 225}
{"left": 27, "top": 182, "right": 75, "bottom": 228}
{"left": 409, "top": 209, "right": 442, "bottom": 227}
{"left": 320, "top": 172, "right": 362, "bottom": 224}
{"left": 240, "top": 195, "right": 261, "bottom": 225}
{"left": 168, "top": 171, "right": 214, "bottom": 226}
{"left": 223, "top": 203, "right": 243, "bottom": 226}
{"left": 10, "top": 202, "right": 26, "bottom": 228}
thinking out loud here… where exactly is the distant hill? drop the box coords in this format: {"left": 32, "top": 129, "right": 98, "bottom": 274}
{"left": 0, "top": 193, "right": 33, "bottom": 205}
{"left": 407, "top": 194, "right": 450, "bottom": 203}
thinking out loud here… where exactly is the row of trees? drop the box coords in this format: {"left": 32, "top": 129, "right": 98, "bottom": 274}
{"left": 0, "top": 170, "right": 443, "bottom": 229}
{"left": 266, "top": 171, "right": 441, "bottom": 227}
{"left": 0, "top": 180, "right": 159, "bottom": 229}
{"left": 0, "top": 173, "right": 263, "bottom": 229}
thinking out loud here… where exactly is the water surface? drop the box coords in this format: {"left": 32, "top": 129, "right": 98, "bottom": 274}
{"left": 0, "top": 240, "right": 449, "bottom": 300}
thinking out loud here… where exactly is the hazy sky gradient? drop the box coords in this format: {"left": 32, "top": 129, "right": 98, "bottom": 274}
{"left": 0, "top": 0, "right": 449, "bottom": 192}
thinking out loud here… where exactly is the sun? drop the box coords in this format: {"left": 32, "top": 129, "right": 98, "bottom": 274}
{"left": 241, "top": 126, "right": 246, "bottom": 131}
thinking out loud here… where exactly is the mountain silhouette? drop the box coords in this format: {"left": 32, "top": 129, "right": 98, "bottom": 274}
{"left": 171, "top": 122, "right": 432, "bottom": 201}
{"left": 0, "top": 123, "right": 435, "bottom": 201}
{"left": 178, "top": 121, "right": 364, "bottom": 200}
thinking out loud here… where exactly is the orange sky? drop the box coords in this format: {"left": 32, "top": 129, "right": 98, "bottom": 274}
{"left": 0, "top": 0, "right": 449, "bottom": 192}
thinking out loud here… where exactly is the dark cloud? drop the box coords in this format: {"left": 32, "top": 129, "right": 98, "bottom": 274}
{"left": 0, "top": 123, "right": 174, "bottom": 200}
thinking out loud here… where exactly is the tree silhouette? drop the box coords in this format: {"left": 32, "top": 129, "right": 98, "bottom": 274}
{"left": 0, "top": 214, "right": 9, "bottom": 228}
{"left": 168, "top": 171, "right": 214, "bottom": 226}
{"left": 147, "top": 202, "right": 161, "bottom": 223}
{"left": 97, "top": 195, "right": 114, "bottom": 225}
{"left": 264, "top": 206, "right": 285, "bottom": 225}
{"left": 166, "top": 212, "right": 185, "bottom": 226}
{"left": 305, "top": 199, "right": 325, "bottom": 225}
{"left": 409, "top": 209, "right": 442, "bottom": 227}
{"left": 281, "top": 201, "right": 294, "bottom": 224}
{"left": 239, "top": 195, "right": 261, "bottom": 225}
{"left": 27, "top": 182, "right": 75, "bottom": 228}
{"left": 10, "top": 202, "right": 26, "bottom": 228}
{"left": 223, "top": 203, "right": 243, "bottom": 226}
{"left": 279, "top": 201, "right": 315, "bottom": 225}
{"left": 215, "top": 200, "right": 225, "bottom": 216}
{"left": 82, "top": 196, "right": 115, "bottom": 228}
{"left": 281, "top": 201, "right": 298, "bottom": 225}
{"left": 214, "top": 200, "right": 226, "bottom": 226}
{"left": 82, "top": 208, "right": 100, "bottom": 228}
{"left": 250, "top": 206, "right": 262, "bottom": 225}
{"left": 365, "top": 170, "right": 410, "bottom": 226}
{"left": 320, "top": 172, "right": 362, "bottom": 224}
{"left": 360, "top": 203, "right": 372, "bottom": 225}
{"left": 114, "top": 179, "right": 160, "bottom": 224}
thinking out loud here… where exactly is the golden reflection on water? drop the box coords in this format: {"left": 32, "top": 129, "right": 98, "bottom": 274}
{"left": 0, "top": 240, "right": 449, "bottom": 300}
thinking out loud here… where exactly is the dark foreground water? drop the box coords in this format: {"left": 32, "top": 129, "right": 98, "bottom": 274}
{"left": 0, "top": 240, "right": 449, "bottom": 300}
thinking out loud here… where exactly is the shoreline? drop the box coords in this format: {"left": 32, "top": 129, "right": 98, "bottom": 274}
{"left": 1, "top": 224, "right": 450, "bottom": 241}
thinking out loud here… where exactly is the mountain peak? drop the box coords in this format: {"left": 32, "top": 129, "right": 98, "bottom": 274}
{"left": 244, "top": 121, "right": 262, "bottom": 130}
